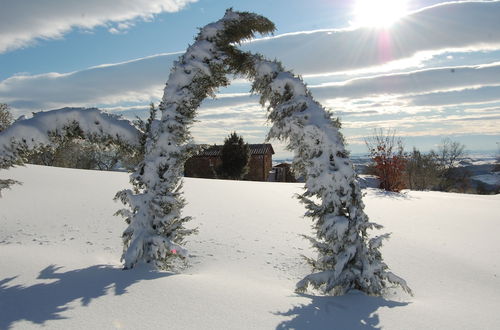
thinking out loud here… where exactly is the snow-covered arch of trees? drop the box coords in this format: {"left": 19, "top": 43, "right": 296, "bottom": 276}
{"left": 114, "top": 9, "right": 411, "bottom": 296}
{"left": 0, "top": 10, "right": 410, "bottom": 296}
{"left": 0, "top": 107, "right": 141, "bottom": 194}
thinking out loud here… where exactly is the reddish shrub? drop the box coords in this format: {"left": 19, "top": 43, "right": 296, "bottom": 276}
{"left": 366, "top": 129, "right": 407, "bottom": 192}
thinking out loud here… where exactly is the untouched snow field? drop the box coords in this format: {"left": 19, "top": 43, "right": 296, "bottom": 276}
{"left": 1, "top": 165, "right": 499, "bottom": 329}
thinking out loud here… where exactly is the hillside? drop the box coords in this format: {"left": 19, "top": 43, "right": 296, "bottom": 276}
{"left": 1, "top": 165, "right": 499, "bottom": 329}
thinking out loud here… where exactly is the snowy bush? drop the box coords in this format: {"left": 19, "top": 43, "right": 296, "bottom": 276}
{"left": 365, "top": 129, "right": 407, "bottom": 192}
{"left": 0, "top": 107, "right": 141, "bottom": 194}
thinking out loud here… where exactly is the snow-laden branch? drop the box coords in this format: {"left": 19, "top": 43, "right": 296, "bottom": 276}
{"left": 0, "top": 107, "right": 140, "bottom": 166}
{"left": 0, "top": 9, "right": 409, "bottom": 297}
{"left": 116, "top": 9, "right": 410, "bottom": 296}
{"left": 115, "top": 9, "right": 275, "bottom": 270}
{"left": 246, "top": 56, "right": 412, "bottom": 296}
{"left": 0, "top": 107, "right": 141, "bottom": 194}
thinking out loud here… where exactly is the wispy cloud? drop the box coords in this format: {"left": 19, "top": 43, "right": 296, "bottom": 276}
{"left": 242, "top": 1, "right": 500, "bottom": 75}
{"left": 0, "top": 0, "right": 197, "bottom": 53}
{"left": 408, "top": 85, "right": 500, "bottom": 106}
{"left": 1, "top": 53, "right": 180, "bottom": 110}
{"left": 2, "top": 1, "right": 500, "bottom": 154}
{"left": 2, "top": 1, "right": 500, "bottom": 114}
{"left": 192, "top": 61, "right": 500, "bottom": 113}
{"left": 310, "top": 62, "right": 500, "bottom": 99}
{"left": 343, "top": 112, "right": 500, "bottom": 147}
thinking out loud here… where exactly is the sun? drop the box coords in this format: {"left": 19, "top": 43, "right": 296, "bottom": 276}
{"left": 352, "top": 0, "right": 409, "bottom": 28}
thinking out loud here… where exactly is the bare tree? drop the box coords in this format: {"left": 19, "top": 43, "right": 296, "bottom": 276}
{"left": 435, "top": 138, "right": 469, "bottom": 192}
{"left": 365, "top": 129, "right": 407, "bottom": 192}
{"left": 437, "top": 138, "right": 466, "bottom": 169}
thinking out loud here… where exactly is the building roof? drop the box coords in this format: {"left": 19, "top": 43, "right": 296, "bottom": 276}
{"left": 274, "top": 162, "right": 292, "bottom": 168}
{"left": 193, "top": 143, "right": 274, "bottom": 157}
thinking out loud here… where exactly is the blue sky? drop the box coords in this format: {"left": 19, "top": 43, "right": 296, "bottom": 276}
{"left": 1, "top": 0, "right": 499, "bottom": 157}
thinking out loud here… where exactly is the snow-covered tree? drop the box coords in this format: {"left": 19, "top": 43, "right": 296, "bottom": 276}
{"left": 115, "top": 8, "right": 410, "bottom": 296}
{"left": 228, "top": 51, "right": 412, "bottom": 296}
{"left": 0, "top": 103, "right": 13, "bottom": 132}
{"left": 114, "top": 9, "right": 275, "bottom": 270}
{"left": 0, "top": 107, "right": 141, "bottom": 195}
{"left": 0, "top": 9, "right": 410, "bottom": 297}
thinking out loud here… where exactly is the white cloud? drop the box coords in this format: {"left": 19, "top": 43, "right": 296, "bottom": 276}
{"left": 3, "top": 1, "right": 500, "bottom": 114}
{"left": 341, "top": 113, "right": 500, "bottom": 145}
{"left": 409, "top": 85, "right": 500, "bottom": 106}
{"left": 1, "top": 52, "right": 180, "bottom": 110}
{"left": 108, "top": 28, "right": 121, "bottom": 35}
{"left": 310, "top": 62, "right": 500, "bottom": 99}
{"left": 194, "top": 62, "right": 500, "bottom": 112}
{"left": 241, "top": 1, "right": 500, "bottom": 75}
{"left": 0, "top": 0, "right": 197, "bottom": 53}
{"left": 2, "top": 0, "right": 500, "bottom": 154}
{"left": 8, "top": 58, "right": 500, "bottom": 115}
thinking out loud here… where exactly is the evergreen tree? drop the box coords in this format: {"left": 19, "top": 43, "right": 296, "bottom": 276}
{"left": 115, "top": 9, "right": 275, "bottom": 270}
{"left": 230, "top": 51, "right": 412, "bottom": 296}
{"left": 115, "top": 9, "right": 410, "bottom": 296}
{"left": 0, "top": 103, "right": 20, "bottom": 195}
{"left": 218, "top": 132, "right": 250, "bottom": 179}
{"left": 0, "top": 11, "right": 411, "bottom": 297}
{"left": 0, "top": 103, "right": 13, "bottom": 132}
{"left": 0, "top": 107, "right": 140, "bottom": 195}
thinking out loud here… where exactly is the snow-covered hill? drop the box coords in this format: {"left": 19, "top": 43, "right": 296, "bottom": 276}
{"left": 1, "top": 165, "right": 499, "bottom": 329}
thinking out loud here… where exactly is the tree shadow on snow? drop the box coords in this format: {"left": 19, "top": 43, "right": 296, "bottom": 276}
{"left": 372, "top": 189, "right": 414, "bottom": 200}
{"left": 275, "top": 291, "right": 409, "bottom": 330}
{"left": 0, "top": 264, "right": 172, "bottom": 329}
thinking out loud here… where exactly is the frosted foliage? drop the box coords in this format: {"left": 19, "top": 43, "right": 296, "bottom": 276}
{"left": 250, "top": 56, "right": 411, "bottom": 296}
{"left": 114, "top": 8, "right": 409, "bottom": 295}
{"left": 115, "top": 9, "right": 275, "bottom": 270}
{"left": 0, "top": 9, "right": 409, "bottom": 297}
{"left": 0, "top": 107, "right": 140, "bottom": 194}
{"left": 0, "top": 178, "right": 19, "bottom": 196}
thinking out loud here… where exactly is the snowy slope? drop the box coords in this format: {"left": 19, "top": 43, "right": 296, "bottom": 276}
{"left": 1, "top": 165, "right": 499, "bottom": 329}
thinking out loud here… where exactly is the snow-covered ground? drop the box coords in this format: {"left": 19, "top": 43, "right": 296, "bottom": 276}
{"left": 1, "top": 165, "right": 499, "bottom": 329}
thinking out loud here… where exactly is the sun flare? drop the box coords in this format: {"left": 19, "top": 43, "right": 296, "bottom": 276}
{"left": 352, "top": 0, "right": 409, "bottom": 28}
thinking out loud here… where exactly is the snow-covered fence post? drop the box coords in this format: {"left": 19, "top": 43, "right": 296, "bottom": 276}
{"left": 244, "top": 56, "right": 411, "bottom": 296}
{"left": 114, "top": 9, "right": 275, "bottom": 270}
{"left": 0, "top": 107, "right": 141, "bottom": 196}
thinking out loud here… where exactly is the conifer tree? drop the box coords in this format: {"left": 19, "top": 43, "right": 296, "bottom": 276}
{"left": 115, "top": 9, "right": 410, "bottom": 297}
{"left": 227, "top": 51, "right": 412, "bottom": 296}
{"left": 115, "top": 9, "right": 275, "bottom": 270}
{"left": 0, "top": 107, "right": 140, "bottom": 195}
{"left": 0, "top": 103, "right": 13, "bottom": 132}
{"left": 0, "top": 10, "right": 411, "bottom": 297}
{"left": 218, "top": 132, "right": 250, "bottom": 179}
